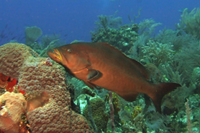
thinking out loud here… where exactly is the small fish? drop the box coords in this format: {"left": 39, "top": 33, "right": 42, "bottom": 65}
{"left": 48, "top": 42, "right": 181, "bottom": 112}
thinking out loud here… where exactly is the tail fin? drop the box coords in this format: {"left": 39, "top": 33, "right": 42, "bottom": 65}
{"left": 150, "top": 83, "right": 181, "bottom": 113}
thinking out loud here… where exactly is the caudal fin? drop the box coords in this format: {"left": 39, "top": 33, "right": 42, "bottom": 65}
{"left": 150, "top": 83, "right": 181, "bottom": 113}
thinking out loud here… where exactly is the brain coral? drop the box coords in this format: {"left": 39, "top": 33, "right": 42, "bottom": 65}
{"left": 0, "top": 43, "right": 93, "bottom": 133}
{"left": 0, "top": 43, "right": 39, "bottom": 79}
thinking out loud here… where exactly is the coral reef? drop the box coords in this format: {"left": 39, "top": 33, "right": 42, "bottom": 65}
{"left": 1, "top": 6, "right": 200, "bottom": 132}
{"left": 0, "top": 43, "right": 93, "bottom": 133}
{"left": 0, "top": 92, "right": 27, "bottom": 133}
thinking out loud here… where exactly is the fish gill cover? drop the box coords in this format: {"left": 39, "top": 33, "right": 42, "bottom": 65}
{"left": 0, "top": 0, "right": 200, "bottom": 133}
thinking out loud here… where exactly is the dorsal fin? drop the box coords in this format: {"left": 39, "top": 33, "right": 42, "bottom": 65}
{"left": 97, "top": 42, "right": 124, "bottom": 54}
{"left": 130, "top": 59, "right": 149, "bottom": 79}
{"left": 97, "top": 42, "right": 149, "bottom": 79}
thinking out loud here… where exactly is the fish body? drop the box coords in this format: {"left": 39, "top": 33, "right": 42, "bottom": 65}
{"left": 48, "top": 42, "right": 180, "bottom": 112}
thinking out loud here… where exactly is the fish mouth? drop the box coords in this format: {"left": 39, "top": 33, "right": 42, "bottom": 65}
{"left": 47, "top": 49, "right": 63, "bottom": 63}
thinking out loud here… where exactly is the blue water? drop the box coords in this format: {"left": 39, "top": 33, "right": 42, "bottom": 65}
{"left": 0, "top": 0, "right": 200, "bottom": 44}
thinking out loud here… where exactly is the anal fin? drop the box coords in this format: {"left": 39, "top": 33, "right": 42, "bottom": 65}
{"left": 118, "top": 92, "right": 139, "bottom": 102}
{"left": 84, "top": 81, "right": 97, "bottom": 90}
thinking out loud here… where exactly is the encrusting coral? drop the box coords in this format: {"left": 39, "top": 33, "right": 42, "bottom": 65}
{"left": 0, "top": 43, "right": 93, "bottom": 133}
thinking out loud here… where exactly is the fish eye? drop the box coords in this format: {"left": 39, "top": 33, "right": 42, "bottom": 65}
{"left": 67, "top": 49, "right": 71, "bottom": 53}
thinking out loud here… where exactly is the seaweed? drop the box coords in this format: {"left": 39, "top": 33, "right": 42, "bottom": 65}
{"left": 177, "top": 8, "right": 200, "bottom": 39}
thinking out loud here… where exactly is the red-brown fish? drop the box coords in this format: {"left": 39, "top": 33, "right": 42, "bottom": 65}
{"left": 48, "top": 42, "right": 180, "bottom": 112}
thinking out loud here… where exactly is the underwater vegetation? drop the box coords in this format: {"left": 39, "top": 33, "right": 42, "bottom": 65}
{"left": 0, "top": 7, "right": 200, "bottom": 133}
{"left": 84, "top": 7, "right": 200, "bottom": 133}
{"left": 177, "top": 8, "right": 200, "bottom": 39}
{"left": 25, "top": 26, "right": 66, "bottom": 57}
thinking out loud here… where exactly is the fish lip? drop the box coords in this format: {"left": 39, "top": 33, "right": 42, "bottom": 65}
{"left": 48, "top": 49, "right": 63, "bottom": 63}
{"left": 53, "top": 49, "right": 60, "bottom": 56}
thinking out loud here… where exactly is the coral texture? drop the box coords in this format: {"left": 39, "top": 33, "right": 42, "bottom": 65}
{"left": 0, "top": 43, "right": 93, "bottom": 133}
{"left": 0, "top": 43, "right": 39, "bottom": 79}
{"left": 0, "top": 92, "right": 27, "bottom": 133}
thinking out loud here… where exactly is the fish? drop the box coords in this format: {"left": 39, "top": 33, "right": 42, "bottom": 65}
{"left": 48, "top": 42, "right": 181, "bottom": 113}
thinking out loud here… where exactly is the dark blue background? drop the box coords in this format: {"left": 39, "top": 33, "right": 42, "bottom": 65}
{"left": 0, "top": 0, "right": 200, "bottom": 44}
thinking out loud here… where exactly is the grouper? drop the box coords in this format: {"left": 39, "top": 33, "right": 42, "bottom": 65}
{"left": 48, "top": 42, "right": 181, "bottom": 113}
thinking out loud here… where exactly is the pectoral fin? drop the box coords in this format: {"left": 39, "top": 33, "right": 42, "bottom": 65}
{"left": 87, "top": 69, "right": 102, "bottom": 81}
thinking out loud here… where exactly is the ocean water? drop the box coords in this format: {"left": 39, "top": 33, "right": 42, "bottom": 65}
{"left": 0, "top": 0, "right": 200, "bottom": 133}
{"left": 0, "top": 0, "right": 200, "bottom": 44}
